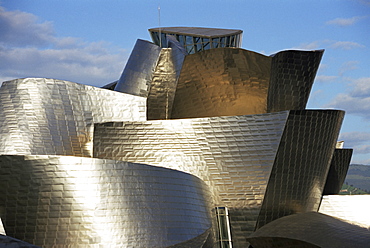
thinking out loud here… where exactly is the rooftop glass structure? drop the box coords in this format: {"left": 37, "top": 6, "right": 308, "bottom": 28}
{"left": 149, "top": 27, "right": 243, "bottom": 54}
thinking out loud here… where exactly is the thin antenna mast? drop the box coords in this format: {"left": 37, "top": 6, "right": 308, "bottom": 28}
{"left": 158, "top": 5, "right": 162, "bottom": 48}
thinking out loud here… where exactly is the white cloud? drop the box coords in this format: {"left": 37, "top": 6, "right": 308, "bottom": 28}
{"left": 326, "top": 16, "right": 366, "bottom": 26}
{"left": 0, "top": 7, "right": 128, "bottom": 86}
{"left": 330, "top": 41, "right": 365, "bottom": 50}
{"left": 315, "top": 75, "right": 338, "bottom": 82}
{"left": 339, "top": 61, "right": 359, "bottom": 76}
{"left": 326, "top": 77, "right": 370, "bottom": 119}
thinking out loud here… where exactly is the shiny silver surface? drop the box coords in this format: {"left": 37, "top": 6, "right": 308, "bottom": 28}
{"left": 0, "top": 78, "right": 146, "bottom": 157}
{"left": 319, "top": 195, "right": 370, "bottom": 228}
{"left": 93, "top": 110, "right": 344, "bottom": 247}
{"left": 256, "top": 110, "right": 344, "bottom": 229}
{"left": 323, "top": 148, "right": 353, "bottom": 195}
{"left": 0, "top": 155, "right": 214, "bottom": 247}
{"left": 114, "top": 39, "right": 162, "bottom": 97}
{"left": 93, "top": 111, "right": 289, "bottom": 246}
{"left": 247, "top": 212, "right": 370, "bottom": 248}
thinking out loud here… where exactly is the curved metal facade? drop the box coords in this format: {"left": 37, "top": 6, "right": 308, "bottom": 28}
{"left": 247, "top": 212, "right": 370, "bottom": 248}
{"left": 323, "top": 148, "right": 353, "bottom": 195}
{"left": 267, "top": 50, "right": 324, "bottom": 113}
{"left": 0, "top": 155, "right": 214, "bottom": 248}
{"left": 171, "top": 48, "right": 272, "bottom": 119}
{"left": 114, "top": 39, "right": 162, "bottom": 97}
{"left": 0, "top": 78, "right": 146, "bottom": 157}
{"left": 0, "top": 26, "right": 353, "bottom": 248}
{"left": 255, "top": 110, "right": 344, "bottom": 229}
{"left": 92, "top": 110, "right": 344, "bottom": 247}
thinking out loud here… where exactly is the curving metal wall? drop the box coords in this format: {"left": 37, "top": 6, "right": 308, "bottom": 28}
{"left": 92, "top": 110, "right": 344, "bottom": 247}
{"left": 0, "top": 155, "right": 214, "bottom": 248}
{"left": 147, "top": 48, "right": 178, "bottom": 120}
{"left": 171, "top": 48, "right": 272, "bottom": 119}
{"left": 0, "top": 78, "right": 146, "bottom": 157}
{"left": 267, "top": 50, "right": 324, "bottom": 113}
{"left": 323, "top": 148, "right": 353, "bottom": 195}
{"left": 114, "top": 39, "right": 162, "bottom": 97}
{"left": 255, "top": 110, "right": 344, "bottom": 229}
{"left": 93, "top": 112, "right": 289, "bottom": 246}
{"left": 247, "top": 212, "right": 370, "bottom": 248}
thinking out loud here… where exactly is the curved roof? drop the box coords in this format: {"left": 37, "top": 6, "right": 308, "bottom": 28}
{"left": 148, "top": 27, "right": 242, "bottom": 38}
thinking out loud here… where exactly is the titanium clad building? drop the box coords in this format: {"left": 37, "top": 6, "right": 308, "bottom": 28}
{"left": 0, "top": 26, "right": 361, "bottom": 248}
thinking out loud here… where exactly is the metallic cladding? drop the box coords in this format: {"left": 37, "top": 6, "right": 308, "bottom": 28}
{"left": 171, "top": 48, "right": 272, "bottom": 119}
{"left": 114, "top": 39, "right": 162, "bottom": 97}
{"left": 0, "top": 155, "right": 214, "bottom": 248}
{"left": 319, "top": 195, "right": 370, "bottom": 228}
{"left": 92, "top": 111, "right": 290, "bottom": 246}
{"left": 267, "top": 50, "right": 324, "bottom": 113}
{"left": 147, "top": 48, "right": 178, "bottom": 120}
{"left": 247, "top": 212, "right": 370, "bottom": 248}
{"left": 255, "top": 110, "right": 344, "bottom": 229}
{"left": 92, "top": 110, "right": 344, "bottom": 247}
{"left": 0, "top": 78, "right": 146, "bottom": 157}
{"left": 323, "top": 149, "right": 353, "bottom": 195}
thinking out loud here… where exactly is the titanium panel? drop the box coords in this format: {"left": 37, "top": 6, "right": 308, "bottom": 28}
{"left": 247, "top": 212, "right": 370, "bottom": 248}
{"left": 93, "top": 111, "right": 290, "bottom": 247}
{"left": 171, "top": 48, "right": 272, "bottom": 119}
{"left": 0, "top": 78, "right": 146, "bottom": 157}
{"left": 114, "top": 39, "right": 162, "bottom": 97}
{"left": 323, "top": 148, "right": 353, "bottom": 195}
{"left": 319, "top": 195, "right": 370, "bottom": 228}
{"left": 147, "top": 48, "right": 178, "bottom": 120}
{"left": 0, "top": 155, "right": 214, "bottom": 247}
{"left": 256, "top": 110, "right": 344, "bottom": 229}
{"left": 267, "top": 50, "right": 324, "bottom": 112}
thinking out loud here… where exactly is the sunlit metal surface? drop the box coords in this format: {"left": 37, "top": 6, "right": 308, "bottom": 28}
{"left": 93, "top": 111, "right": 289, "bottom": 246}
{"left": 93, "top": 110, "right": 343, "bottom": 247}
{"left": 171, "top": 48, "right": 272, "bottom": 119}
{"left": 267, "top": 50, "right": 324, "bottom": 113}
{"left": 319, "top": 195, "right": 370, "bottom": 228}
{"left": 0, "top": 155, "right": 214, "bottom": 247}
{"left": 147, "top": 48, "right": 178, "bottom": 120}
{"left": 170, "top": 49, "right": 323, "bottom": 120}
{"left": 323, "top": 148, "right": 353, "bottom": 195}
{"left": 0, "top": 78, "right": 146, "bottom": 157}
{"left": 114, "top": 39, "right": 162, "bottom": 96}
{"left": 247, "top": 212, "right": 370, "bottom": 248}
{"left": 256, "top": 110, "right": 344, "bottom": 229}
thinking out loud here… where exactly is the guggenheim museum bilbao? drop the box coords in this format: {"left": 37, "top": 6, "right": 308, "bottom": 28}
{"left": 0, "top": 27, "right": 369, "bottom": 248}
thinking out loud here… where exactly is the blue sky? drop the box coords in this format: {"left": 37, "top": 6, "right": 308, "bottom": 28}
{"left": 1, "top": 0, "right": 370, "bottom": 163}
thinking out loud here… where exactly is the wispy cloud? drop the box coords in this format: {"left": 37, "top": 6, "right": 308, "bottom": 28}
{"left": 330, "top": 41, "right": 365, "bottom": 50}
{"left": 315, "top": 75, "right": 338, "bottom": 83}
{"left": 0, "top": 7, "right": 127, "bottom": 86}
{"left": 339, "top": 61, "right": 359, "bottom": 76}
{"left": 287, "top": 40, "right": 365, "bottom": 52}
{"left": 326, "top": 77, "right": 370, "bottom": 119}
{"left": 326, "top": 16, "right": 367, "bottom": 26}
